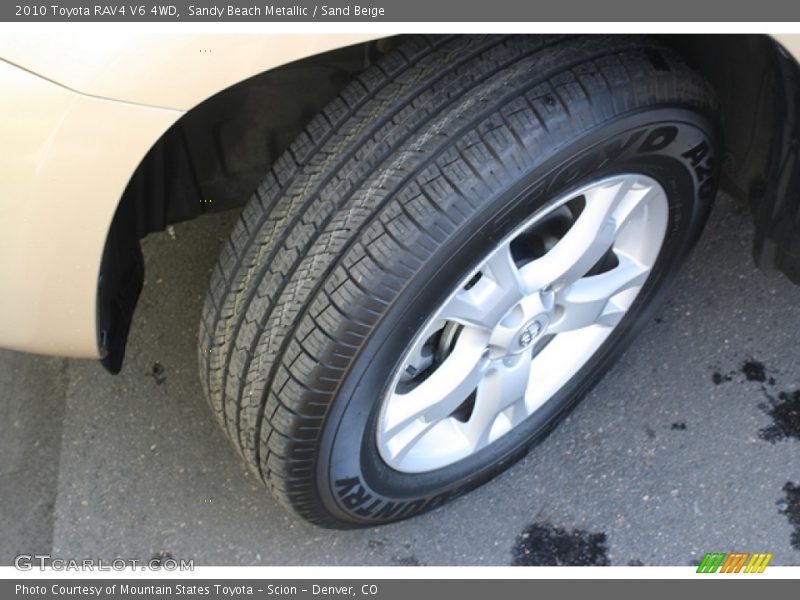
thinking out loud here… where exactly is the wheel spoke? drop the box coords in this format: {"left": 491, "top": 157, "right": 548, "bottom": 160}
{"left": 381, "top": 327, "right": 489, "bottom": 449}
{"left": 483, "top": 242, "right": 528, "bottom": 293}
{"left": 548, "top": 252, "right": 650, "bottom": 333}
{"left": 520, "top": 178, "right": 657, "bottom": 291}
{"left": 379, "top": 415, "right": 442, "bottom": 466}
{"left": 460, "top": 351, "right": 533, "bottom": 451}
{"left": 437, "top": 244, "right": 525, "bottom": 330}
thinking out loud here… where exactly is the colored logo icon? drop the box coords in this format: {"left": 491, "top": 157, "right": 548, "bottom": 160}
{"left": 696, "top": 552, "right": 773, "bottom": 573}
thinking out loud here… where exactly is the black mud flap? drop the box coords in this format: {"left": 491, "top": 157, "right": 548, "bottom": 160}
{"left": 96, "top": 124, "right": 201, "bottom": 374}
{"left": 97, "top": 218, "right": 144, "bottom": 375}
{"left": 752, "top": 44, "right": 800, "bottom": 284}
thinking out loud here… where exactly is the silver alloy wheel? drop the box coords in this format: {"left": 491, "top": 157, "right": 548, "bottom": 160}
{"left": 376, "top": 174, "right": 669, "bottom": 473}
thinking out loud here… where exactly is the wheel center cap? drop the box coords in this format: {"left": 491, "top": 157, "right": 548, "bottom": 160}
{"left": 518, "top": 319, "right": 543, "bottom": 348}
{"left": 488, "top": 295, "right": 553, "bottom": 357}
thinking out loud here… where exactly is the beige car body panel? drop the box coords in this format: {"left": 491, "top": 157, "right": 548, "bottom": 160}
{"left": 779, "top": 34, "right": 800, "bottom": 58}
{"left": 0, "top": 33, "right": 796, "bottom": 359}
{"left": 0, "top": 34, "right": 376, "bottom": 358}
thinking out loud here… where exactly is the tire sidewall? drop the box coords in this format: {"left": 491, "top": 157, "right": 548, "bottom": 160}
{"left": 317, "top": 108, "right": 718, "bottom": 525}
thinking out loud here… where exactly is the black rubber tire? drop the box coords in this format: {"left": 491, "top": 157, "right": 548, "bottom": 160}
{"left": 199, "top": 34, "right": 719, "bottom": 527}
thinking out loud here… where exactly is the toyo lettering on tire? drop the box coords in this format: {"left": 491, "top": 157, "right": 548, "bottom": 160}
{"left": 199, "top": 35, "right": 719, "bottom": 527}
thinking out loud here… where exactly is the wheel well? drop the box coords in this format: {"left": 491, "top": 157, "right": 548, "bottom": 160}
{"left": 98, "top": 37, "right": 390, "bottom": 372}
{"left": 115, "top": 39, "right": 389, "bottom": 237}
{"left": 98, "top": 33, "right": 800, "bottom": 373}
{"left": 663, "top": 35, "right": 800, "bottom": 284}
{"left": 663, "top": 35, "right": 789, "bottom": 203}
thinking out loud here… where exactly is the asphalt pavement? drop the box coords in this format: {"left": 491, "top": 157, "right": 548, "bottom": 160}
{"left": 1, "top": 193, "right": 799, "bottom": 566}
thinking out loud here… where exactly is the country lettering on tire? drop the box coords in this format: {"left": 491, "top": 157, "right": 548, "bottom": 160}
{"left": 334, "top": 476, "right": 468, "bottom": 520}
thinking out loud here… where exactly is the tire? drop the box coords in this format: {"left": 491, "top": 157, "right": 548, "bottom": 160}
{"left": 199, "top": 34, "right": 719, "bottom": 527}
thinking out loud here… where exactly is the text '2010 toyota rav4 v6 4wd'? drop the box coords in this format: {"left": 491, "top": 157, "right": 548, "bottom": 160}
{"left": 2, "top": 34, "right": 800, "bottom": 527}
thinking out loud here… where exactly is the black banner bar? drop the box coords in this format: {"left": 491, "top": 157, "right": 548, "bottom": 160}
{"left": 3, "top": 579, "right": 799, "bottom": 600}
{"left": 3, "top": 0, "right": 800, "bottom": 22}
